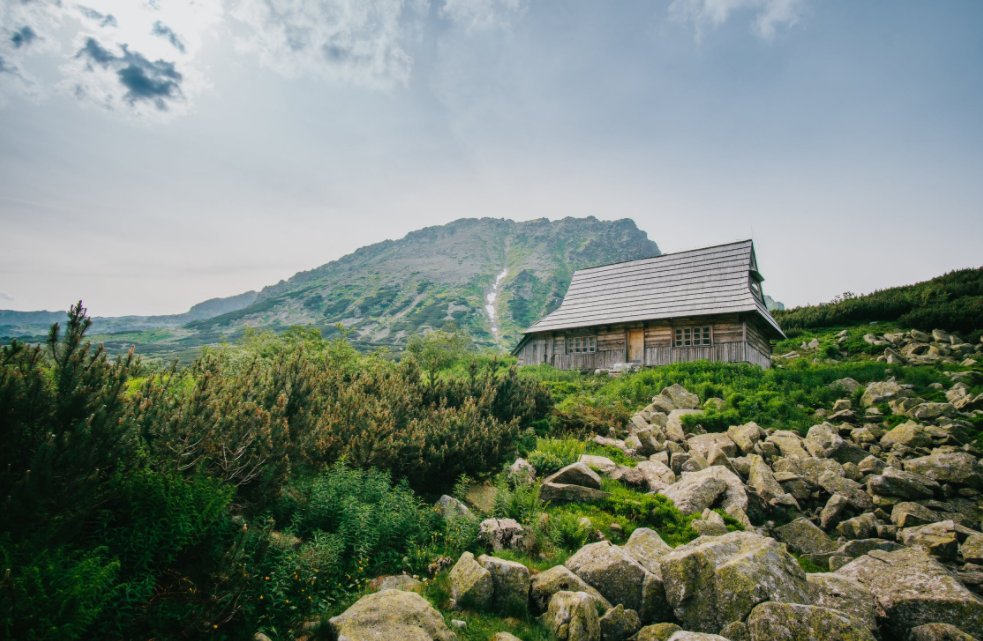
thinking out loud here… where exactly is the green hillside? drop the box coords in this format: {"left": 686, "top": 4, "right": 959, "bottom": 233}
{"left": 186, "top": 217, "right": 660, "bottom": 350}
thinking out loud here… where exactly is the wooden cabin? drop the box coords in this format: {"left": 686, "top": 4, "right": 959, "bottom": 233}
{"left": 511, "top": 240, "right": 785, "bottom": 370}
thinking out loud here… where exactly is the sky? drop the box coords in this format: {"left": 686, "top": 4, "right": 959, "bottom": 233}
{"left": 1, "top": 0, "right": 981, "bottom": 316}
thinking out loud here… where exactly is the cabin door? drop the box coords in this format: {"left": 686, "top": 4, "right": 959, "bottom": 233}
{"left": 628, "top": 329, "right": 644, "bottom": 363}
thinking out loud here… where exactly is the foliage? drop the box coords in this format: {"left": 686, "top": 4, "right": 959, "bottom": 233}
{"left": 600, "top": 481, "right": 700, "bottom": 546}
{"left": 526, "top": 438, "right": 586, "bottom": 475}
{"left": 774, "top": 267, "right": 983, "bottom": 334}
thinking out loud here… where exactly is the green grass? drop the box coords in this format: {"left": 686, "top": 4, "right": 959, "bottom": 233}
{"left": 424, "top": 572, "right": 555, "bottom": 641}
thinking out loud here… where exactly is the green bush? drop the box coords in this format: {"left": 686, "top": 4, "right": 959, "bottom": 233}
{"left": 526, "top": 438, "right": 585, "bottom": 476}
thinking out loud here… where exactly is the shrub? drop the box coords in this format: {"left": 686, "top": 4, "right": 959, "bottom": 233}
{"left": 527, "top": 438, "right": 585, "bottom": 476}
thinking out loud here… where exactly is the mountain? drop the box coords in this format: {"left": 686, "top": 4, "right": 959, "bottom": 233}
{"left": 189, "top": 217, "right": 660, "bottom": 349}
{"left": 1, "top": 217, "right": 660, "bottom": 357}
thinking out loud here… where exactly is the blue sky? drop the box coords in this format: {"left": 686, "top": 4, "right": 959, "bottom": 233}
{"left": 1, "top": 0, "right": 981, "bottom": 315}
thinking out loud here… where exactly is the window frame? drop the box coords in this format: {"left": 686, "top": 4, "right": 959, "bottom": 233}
{"left": 568, "top": 335, "right": 597, "bottom": 354}
{"left": 674, "top": 325, "right": 712, "bottom": 347}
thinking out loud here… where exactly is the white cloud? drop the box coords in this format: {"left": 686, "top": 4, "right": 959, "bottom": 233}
{"left": 0, "top": 0, "right": 529, "bottom": 117}
{"left": 226, "top": 0, "right": 419, "bottom": 88}
{"left": 670, "top": 0, "right": 807, "bottom": 41}
{"left": 440, "top": 0, "right": 526, "bottom": 32}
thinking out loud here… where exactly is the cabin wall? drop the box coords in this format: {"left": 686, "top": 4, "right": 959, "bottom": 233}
{"left": 516, "top": 313, "right": 775, "bottom": 370}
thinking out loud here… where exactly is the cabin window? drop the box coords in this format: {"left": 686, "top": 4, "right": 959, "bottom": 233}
{"left": 750, "top": 279, "right": 763, "bottom": 302}
{"left": 568, "top": 335, "right": 596, "bottom": 354}
{"left": 675, "top": 326, "right": 712, "bottom": 347}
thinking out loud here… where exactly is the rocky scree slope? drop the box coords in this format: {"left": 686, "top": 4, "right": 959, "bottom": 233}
{"left": 329, "top": 330, "right": 983, "bottom": 641}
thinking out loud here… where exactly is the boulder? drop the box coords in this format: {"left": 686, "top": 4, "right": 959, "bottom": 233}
{"left": 806, "top": 572, "right": 878, "bottom": 632}
{"left": 766, "top": 431, "right": 811, "bottom": 459}
{"left": 881, "top": 421, "right": 933, "bottom": 449}
{"left": 448, "top": 552, "right": 493, "bottom": 610}
{"left": 509, "top": 457, "right": 536, "bottom": 483}
{"left": 545, "top": 462, "right": 603, "bottom": 489}
{"left": 910, "top": 402, "right": 954, "bottom": 420}
{"left": 861, "top": 380, "right": 904, "bottom": 406}
{"left": 904, "top": 452, "right": 983, "bottom": 488}
{"left": 479, "top": 518, "right": 531, "bottom": 552}
{"left": 898, "top": 520, "right": 970, "bottom": 562}
{"left": 636, "top": 624, "right": 682, "bottom": 641}
{"left": 637, "top": 460, "right": 677, "bottom": 490}
{"left": 661, "top": 384, "right": 701, "bottom": 410}
{"left": 667, "top": 409, "right": 703, "bottom": 441}
{"left": 478, "top": 555, "right": 531, "bottom": 613}
{"left": 580, "top": 455, "right": 619, "bottom": 475}
{"left": 661, "top": 466, "right": 748, "bottom": 518}
{"left": 328, "top": 589, "right": 457, "bottom": 641}
{"left": 961, "top": 532, "right": 983, "bottom": 564}
{"left": 436, "top": 495, "right": 474, "bottom": 520}
{"left": 818, "top": 471, "right": 873, "bottom": 511}
{"left": 530, "top": 565, "right": 611, "bottom": 613}
{"left": 727, "top": 422, "right": 765, "bottom": 454}
{"left": 836, "top": 546, "right": 983, "bottom": 638}
{"left": 835, "top": 513, "right": 877, "bottom": 540}
{"left": 688, "top": 433, "right": 738, "bottom": 461}
{"left": 745, "top": 602, "right": 875, "bottom": 641}
{"left": 830, "top": 378, "right": 862, "bottom": 394}
{"left": 623, "top": 527, "right": 672, "bottom": 574}
{"left": 371, "top": 575, "right": 423, "bottom": 592}
{"left": 868, "top": 467, "right": 940, "bottom": 500}
{"left": 666, "top": 632, "right": 732, "bottom": 641}
{"left": 565, "top": 542, "right": 648, "bottom": 613}
{"left": 891, "top": 501, "right": 943, "bottom": 529}
{"left": 748, "top": 455, "right": 799, "bottom": 509}
{"left": 541, "top": 482, "right": 608, "bottom": 504}
{"left": 599, "top": 604, "right": 641, "bottom": 641}
{"left": 774, "top": 518, "right": 837, "bottom": 555}
{"left": 909, "top": 623, "right": 980, "bottom": 641}
{"left": 773, "top": 456, "right": 844, "bottom": 487}
{"left": 819, "top": 493, "right": 851, "bottom": 530}
{"left": 659, "top": 532, "right": 810, "bottom": 633}
{"left": 542, "top": 591, "right": 601, "bottom": 641}
{"left": 490, "top": 634, "right": 523, "bottom": 641}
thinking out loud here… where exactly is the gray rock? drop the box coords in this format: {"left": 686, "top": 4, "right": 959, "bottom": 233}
{"left": 328, "top": 589, "right": 457, "bottom": 641}
{"left": 836, "top": 513, "right": 877, "bottom": 540}
{"left": 766, "top": 431, "right": 811, "bottom": 459}
{"left": 542, "top": 591, "right": 601, "bottom": 641}
{"left": 745, "top": 602, "right": 875, "bottom": 641}
{"left": 541, "top": 482, "right": 608, "bottom": 504}
{"left": 661, "top": 384, "right": 701, "bottom": 410}
{"left": 545, "top": 462, "right": 603, "bottom": 489}
{"left": 623, "top": 527, "right": 672, "bottom": 574}
{"left": 748, "top": 455, "right": 799, "bottom": 509}
{"left": 836, "top": 546, "right": 983, "bottom": 638}
{"left": 904, "top": 452, "right": 983, "bottom": 488}
{"left": 667, "top": 409, "right": 703, "bottom": 441}
{"left": 490, "top": 634, "right": 524, "bottom": 641}
{"left": 891, "top": 501, "right": 943, "bottom": 528}
{"left": 530, "top": 565, "right": 612, "bottom": 614}
{"left": 774, "top": 518, "right": 837, "bottom": 555}
{"left": 909, "top": 622, "right": 980, "bottom": 641}
{"left": 636, "top": 460, "right": 676, "bottom": 490}
{"left": 881, "top": 421, "right": 933, "bottom": 449}
{"left": 659, "top": 531, "right": 810, "bottom": 633}
{"left": 818, "top": 471, "right": 873, "bottom": 511}
{"left": 868, "top": 467, "right": 940, "bottom": 500}
{"left": 666, "top": 632, "right": 733, "bottom": 641}
{"left": 436, "top": 495, "right": 474, "bottom": 520}
{"left": 819, "top": 493, "right": 851, "bottom": 530}
{"left": 806, "top": 572, "right": 878, "bottom": 632}
{"left": 509, "top": 457, "right": 536, "bottom": 483}
{"left": 580, "top": 455, "right": 619, "bottom": 475}
{"left": 599, "top": 604, "right": 641, "bottom": 641}
{"left": 565, "top": 541, "right": 649, "bottom": 613}
{"left": 661, "top": 465, "right": 748, "bottom": 518}
{"left": 636, "top": 624, "right": 682, "bottom": 641}
{"left": 861, "top": 380, "right": 904, "bottom": 406}
{"left": 773, "top": 456, "right": 843, "bottom": 487}
{"left": 727, "top": 422, "right": 765, "bottom": 454}
{"left": 479, "top": 518, "right": 531, "bottom": 552}
{"left": 962, "top": 532, "right": 983, "bottom": 564}
{"left": 478, "top": 555, "right": 531, "bottom": 613}
{"left": 449, "top": 552, "right": 493, "bottom": 610}
{"left": 688, "top": 433, "right": 738, "bottom": 461}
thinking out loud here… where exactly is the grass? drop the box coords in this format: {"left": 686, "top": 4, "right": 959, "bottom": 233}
{"left": 424, "top": 572, "right": 554, "bottom": 641}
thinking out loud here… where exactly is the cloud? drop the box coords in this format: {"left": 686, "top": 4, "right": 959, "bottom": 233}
{"left": 227, "top": 0, "right": 418, "bottom": 88}
{"left": 77, "top": 6, "right": 118, "bottom": 28}
{"left": 10, "top": 26, "right": 38, "bottom": 49}
{"left": 0, "top": 292, "right": 13, "bottom": 303}
{"left": 440, "top": 0, "right": 526, "bottom": 31}
{"left": 152, "top": 21, "right": 186, "bottom": 53}
{"left": 670, "top": 0, "right": 806, "bottom": 41}
{"left": 72, "top": 37, "right": 185, "bottom": 111}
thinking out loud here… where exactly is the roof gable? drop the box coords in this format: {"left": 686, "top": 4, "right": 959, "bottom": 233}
{"left": 523, "top": 239, "right": 784, "bottom": 337}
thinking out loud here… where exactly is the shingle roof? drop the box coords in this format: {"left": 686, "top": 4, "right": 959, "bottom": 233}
{"left": 523, "top": 239, "right": 785, "bottom": 338}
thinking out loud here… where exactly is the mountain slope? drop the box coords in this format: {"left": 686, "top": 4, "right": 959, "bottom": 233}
{"left": 190, "top": 217, "right": 660, "bottom": 348}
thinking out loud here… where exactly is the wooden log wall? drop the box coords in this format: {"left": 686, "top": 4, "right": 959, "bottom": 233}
{"left": 516, "top": 313, "right": 775, "bottom": 369}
